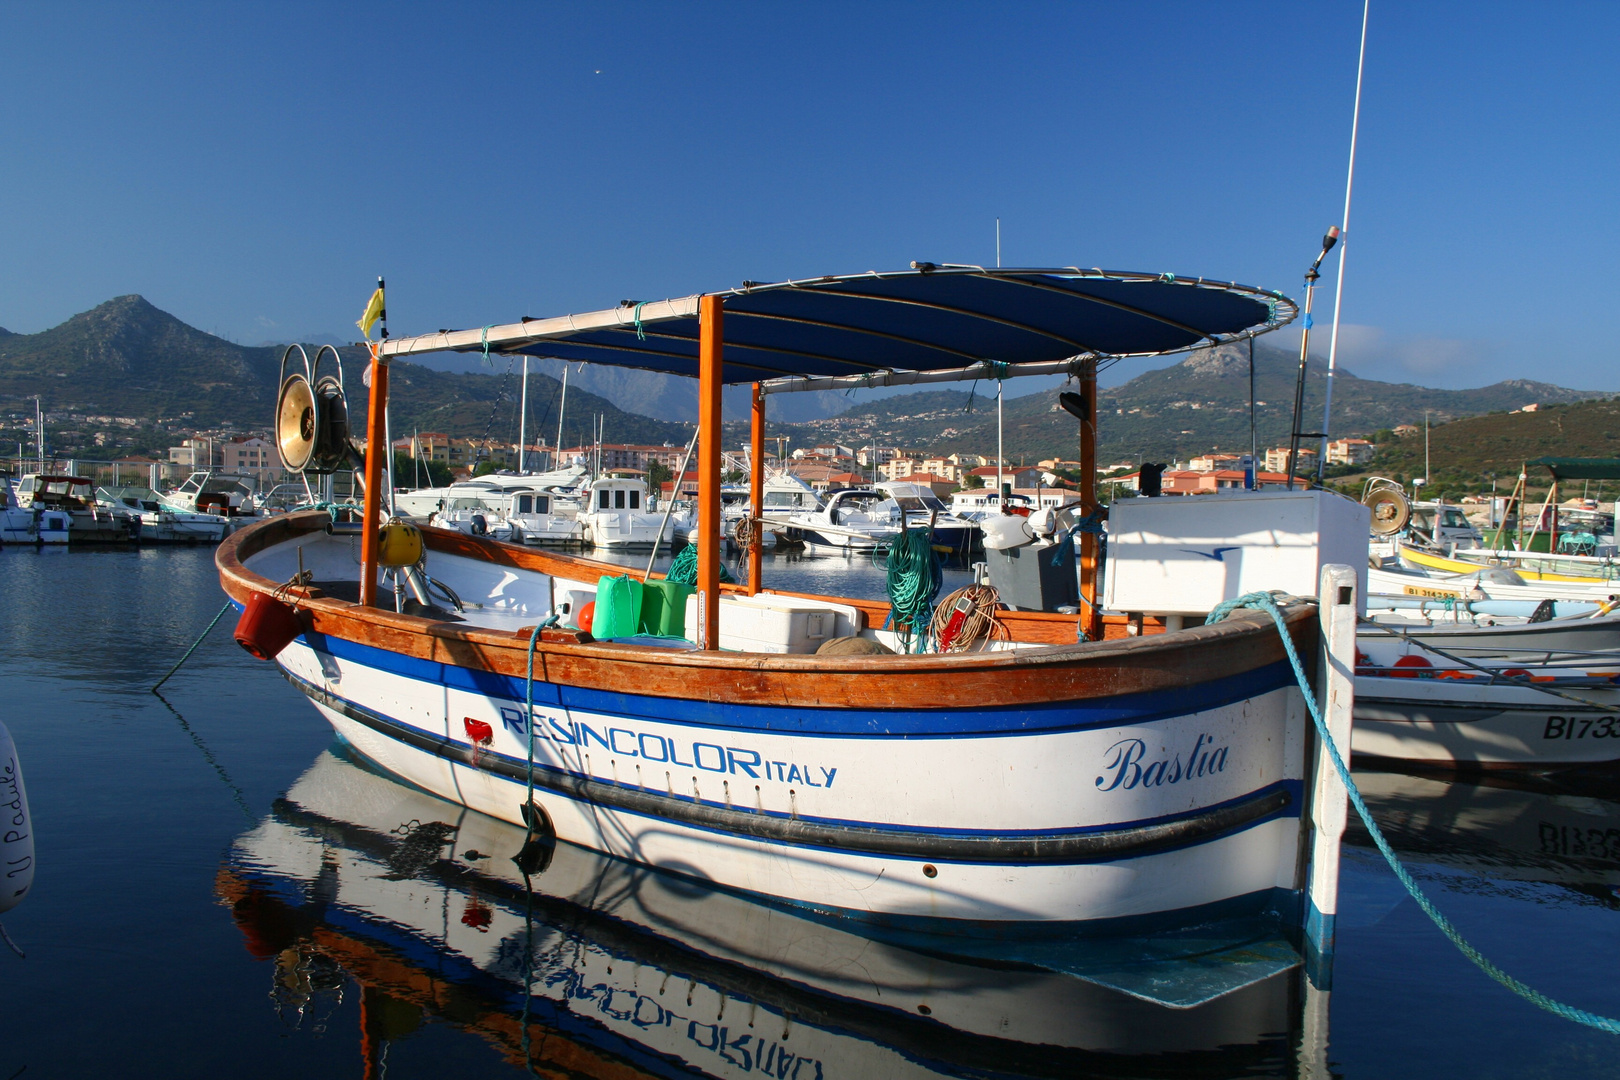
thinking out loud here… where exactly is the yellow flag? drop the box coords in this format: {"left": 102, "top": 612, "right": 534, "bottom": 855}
{"left": 356, "top": 287, "right": 385, "bottom": 339}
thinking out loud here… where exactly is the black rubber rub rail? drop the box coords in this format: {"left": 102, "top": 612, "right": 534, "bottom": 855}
{"left": 288, "top": 671, "right": 1291, "bottom": 865}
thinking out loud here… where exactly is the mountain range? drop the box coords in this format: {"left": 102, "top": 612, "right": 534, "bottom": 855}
{"left": 0, "top": 297, "right": 1610, "bottom": 465}
{"left": 779, "top": 342, "right": 1610, "bottom": 463}
{"left": 0, "top": 296, "right": 695, "bottom": 450}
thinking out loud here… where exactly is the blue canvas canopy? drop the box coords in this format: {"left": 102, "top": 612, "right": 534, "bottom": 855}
{"left": 380, "top": 266, "right": 1296, "bottom": 390}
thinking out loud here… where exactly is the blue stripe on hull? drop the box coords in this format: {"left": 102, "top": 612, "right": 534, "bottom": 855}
{"left": 302, "top": 630, "right": 1296, "bottom": 738}
{"left": 291, "top": 667, "right": 1302, "bottom": 864}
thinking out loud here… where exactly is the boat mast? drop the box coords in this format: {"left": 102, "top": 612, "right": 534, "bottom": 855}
{"left": 1317, "top": 0, "right": 1371, "bottom": 479}
{"left": 1285, "top": 230, "right": 1340, "bottom": 489}
{"left": 359, "top": 277, "right": 388, "bottom": 608}
{"left": 518, "top": 355, "right": 528, "bottom": 474}
{"left": 554, "top": 365, "right": 569, "bottom": 472}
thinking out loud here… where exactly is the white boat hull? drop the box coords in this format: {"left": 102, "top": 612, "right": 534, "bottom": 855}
{"left": 272, "top": 633, "right": 1307, "bottom": 928}
{"left": 1353, "top": 673, "right": 1620, "bottom": 768}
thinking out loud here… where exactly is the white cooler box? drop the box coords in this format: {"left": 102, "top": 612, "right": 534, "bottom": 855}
{"left": 683, "top": 592, "right": 863, "bottom": 654}
{"left": 1103, "top": 489, "right": 1369, "bottom": 616}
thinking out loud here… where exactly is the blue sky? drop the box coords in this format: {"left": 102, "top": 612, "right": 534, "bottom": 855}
{"left": 2, "top": 2, "right": 1615, "bottom": 392}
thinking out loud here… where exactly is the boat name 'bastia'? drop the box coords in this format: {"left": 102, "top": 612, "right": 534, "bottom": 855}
{"left": 1095, "top": 733, "right": 1230, "bottom": 792}
{"left": 501, "top": 707, "right": 1232, "bottom": 796}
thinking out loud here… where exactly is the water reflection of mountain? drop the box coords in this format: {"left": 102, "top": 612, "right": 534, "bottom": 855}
{"left": 1348, "top": 768, "right": 1620, "bottom": 908}
{"left": 217, "top": 749, "right": 1313, "bottom": 1079}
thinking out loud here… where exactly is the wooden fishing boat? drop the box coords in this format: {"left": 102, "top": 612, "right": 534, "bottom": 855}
{"left": 218, "top": 266, "right": 1359, "bottom": 941}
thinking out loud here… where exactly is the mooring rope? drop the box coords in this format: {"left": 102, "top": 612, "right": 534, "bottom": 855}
{"left": 151, "top": 599, "right": 235, "bottom": 693}
{"left": 1209, "top": 591, "right": 1620, "bottom": 1033}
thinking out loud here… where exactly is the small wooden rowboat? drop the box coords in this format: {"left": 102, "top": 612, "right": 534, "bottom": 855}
{"left": 219, "top": 267, "right": 1352, "bottom": 938}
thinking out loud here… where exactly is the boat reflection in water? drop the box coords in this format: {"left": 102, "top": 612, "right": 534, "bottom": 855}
{"left": 217, "top": 749, "right": 1316, "bottom": 1078}
{"left": 1348, "top": 766, "right": 1620, "bottom": 908}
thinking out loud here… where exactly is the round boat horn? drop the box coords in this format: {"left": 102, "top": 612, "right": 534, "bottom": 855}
{"left": 1364, "top": 485, "right": 1411, "bottom": 536}
{"left": 276, "top": 344, "right": 358, "bottom": 474}
{"left": 276, "top": 372, "right": 318, "bottom": 472}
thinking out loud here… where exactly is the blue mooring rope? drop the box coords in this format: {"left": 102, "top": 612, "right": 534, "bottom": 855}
{"left": 1209, "top": 591, "right": 1620, "bottom": 1034}
{"left": 151, "top": 599, "right": 235, "bottom": 693}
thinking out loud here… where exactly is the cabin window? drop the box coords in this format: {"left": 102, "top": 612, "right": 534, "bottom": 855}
{"left": 599, "top": 490, "right": 611, "bottom": 509}
{"left": 518, "top": 496, "right": 532, "bottom": 514}
{"left": 615, "top": 490, "right": 626, "bottom": 509}
{"left": 535, "top": 495, "right": 549, "bottom": 514}
{"left": 1442, "top": 510, "right": 1469, "bottom": 529}
{"left": 629, "top": 490, "right": 640, "bottom": 509}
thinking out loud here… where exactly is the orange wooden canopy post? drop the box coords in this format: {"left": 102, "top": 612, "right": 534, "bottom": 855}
{"left": 747, "top": 382, "right": 765, "bottom": 595}
{"left": 697, "top": 295, "right": 724, "bottom": 648}
{"left": 358, "top": 345, "right": 389, "bottom": 608}
{"left": 1078, "top": 358, "right": 1102, "bottom": 641}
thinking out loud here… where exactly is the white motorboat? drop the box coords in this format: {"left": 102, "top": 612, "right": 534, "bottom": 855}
{"left": 1, "top": 478, "right": 67, "bottom": 544}
{"left": 579, "top": 476, "right": 675, "bottom": 549}
{"left": 877, "top": 481, "right": 981, "bottom": 560}
{"left": 949, "top": 489, "right": 1035, "bottom": 520}
{"left": 784, "top": 488, "right": 900, "bottom": 552}
{"left": 428, "top": 481, "right": 585, "bottom": 546}
{"left": 14, "top": 474, "right": 139, "bottom": 543}
{"left": 161, "top": 471, "right": 264, "bottom": 522}
{"left": 97, "top": 486, "right": 229, "bottom": 543}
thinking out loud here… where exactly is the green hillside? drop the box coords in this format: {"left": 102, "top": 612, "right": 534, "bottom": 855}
{"left": 1332, "top": 399, "right": 1620, "bottom": 499}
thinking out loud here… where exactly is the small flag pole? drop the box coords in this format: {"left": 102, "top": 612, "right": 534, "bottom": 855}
{"left": 358, "top": 277, "right": 389, "bottom": 607}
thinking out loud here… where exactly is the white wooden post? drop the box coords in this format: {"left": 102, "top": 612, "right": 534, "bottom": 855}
{"left": 1306, "top": 562, "right": 1356, "bottom": 977}
{"left": 1299, "top": 563, "right": 1355, "bottom": 1076}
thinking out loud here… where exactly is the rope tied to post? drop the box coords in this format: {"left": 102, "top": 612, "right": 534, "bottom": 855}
{"left": 1209, "top": 590, "right": 1620, "bottom": 1034}
{"left": 632, "top": 302, "right": 649, "bottom": 341}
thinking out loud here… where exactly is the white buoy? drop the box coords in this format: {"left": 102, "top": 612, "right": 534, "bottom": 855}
{"left": 0, "top": 720, "right": 34, "bottom": 914}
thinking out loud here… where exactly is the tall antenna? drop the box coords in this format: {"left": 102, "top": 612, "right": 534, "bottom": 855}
{"left": 995, "top": 218, "right": 1001, "bottom": 268}
{"left": 1317, "top": 0, "right": 1371, "bottom": 478}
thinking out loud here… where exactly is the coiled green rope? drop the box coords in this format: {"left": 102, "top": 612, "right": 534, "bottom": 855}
{"left": 665, "top": 543, "right": 734, "bottom": 586}
{"left": 1209, "top": 591, "right": 1620, "bottom": 1033}
{"left": 884, "top": 526, "right": 942, "bottom": 653}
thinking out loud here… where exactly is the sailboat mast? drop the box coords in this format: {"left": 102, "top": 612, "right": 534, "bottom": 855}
{"left": 1317, "top": 0, "right": 1371, "bottom": 478}
{"left": 554, "top": 366, "right": 569, "bottom": 472}
{"left": 518, "top": 356, "right": 529, "bottom": 474}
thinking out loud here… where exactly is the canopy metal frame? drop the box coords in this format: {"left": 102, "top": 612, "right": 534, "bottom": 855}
{"left": 363, "top": 266, "right": 1297, "bottom": 647}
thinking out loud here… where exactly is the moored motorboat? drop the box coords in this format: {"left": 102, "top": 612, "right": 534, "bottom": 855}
{"left": 97, "top": 485, "right": 229, "bottom": 543}
{"left": 219, "top": 266, "right": 1366, "bottom": 944}
{"left": 783, "top": 487, "right": 900, "bottom": 552}
{"left": 579, "top": 475, "right": 674, "bottom": 549}
{"left": 14, "top": 474, "right": 139, "bottom": 543}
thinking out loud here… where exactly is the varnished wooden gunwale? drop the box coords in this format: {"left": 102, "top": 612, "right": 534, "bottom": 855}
{"left": 217, "top": 512, "right": 1317, "bottom": 711}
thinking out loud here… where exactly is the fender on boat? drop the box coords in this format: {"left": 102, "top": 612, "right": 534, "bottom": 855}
{"left": 0, "top": 720, "right": 34, "bottom": 914}
{"left": 234, "top": 591, "right": 303, "bottom": 660}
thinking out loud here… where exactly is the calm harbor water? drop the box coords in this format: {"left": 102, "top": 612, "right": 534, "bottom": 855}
{"left": 2, "top": 545, "right": 1619, "bottom": 1077}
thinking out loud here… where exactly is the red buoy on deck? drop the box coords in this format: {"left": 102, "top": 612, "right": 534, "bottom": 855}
{"left": 1390, "top": 654, "right": 1433, "bottom": 678}
{"left": 234, "top": 592, "right": 302, "bottom": 660}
